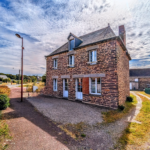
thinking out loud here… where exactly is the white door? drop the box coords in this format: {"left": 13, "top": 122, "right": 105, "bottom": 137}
{"left": 63, "top": 79, "right": 68, "bottom": 97}
{"left": 76, "top": 78, "right": 83, "bottom": 100}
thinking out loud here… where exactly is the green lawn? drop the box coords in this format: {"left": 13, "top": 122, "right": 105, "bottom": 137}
{"left": 102, "top": 94, "right": 137, "bottom": 123}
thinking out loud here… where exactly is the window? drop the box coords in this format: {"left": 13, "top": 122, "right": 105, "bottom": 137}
{"left": 89, "top": 50, "right": 97, "bottom": 63}
{"left": 69, "top": 55, "right": 74, "bottom": 67}
{"left": 70, "top": 39, "right": 75, "bottom": 50}
{"left": 53, "top": 59, "right": 57, "bottom": 69}
{"left": 90, "top": 78, "right": 101, "bottom": 95}
{"left": 53, "top": 79, "right": 57, "bottom": 91}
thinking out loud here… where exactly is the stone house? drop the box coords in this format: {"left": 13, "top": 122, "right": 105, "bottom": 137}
{"left": 130, "top": 68, "right": 150, "bottom": 90}
{"left": 44, "top": 25, "right": 131, "bottom": 109}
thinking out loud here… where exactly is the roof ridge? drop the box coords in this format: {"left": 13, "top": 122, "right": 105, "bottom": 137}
{"left": 79, "top": 26, "right": 108, "bottom": 38}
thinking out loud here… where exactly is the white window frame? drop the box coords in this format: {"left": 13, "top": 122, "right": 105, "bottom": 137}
{"left": 89, "top": 50, "right": 97, "bottom": 64}
{"left": 53, "top": 59, "right": 57, "bottom": 69}
{"left": 89, "top": 77, "right": 101, "bottom": 95}
{"left": 53, "top": 79, "right": 57, "bottom": 91}
{"left": 68, "top": 55, "right": 74, "bottom": 67}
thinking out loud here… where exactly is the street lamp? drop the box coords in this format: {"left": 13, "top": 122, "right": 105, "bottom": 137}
{"left": 15, "top": 34, "right": 24, "bottom": 102}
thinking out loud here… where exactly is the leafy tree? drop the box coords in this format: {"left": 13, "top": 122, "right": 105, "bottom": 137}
{"left": 42, "top": 74, "right": 46, "bottom": 83}
{"left": 0, "top": 78, "right": 3, "bottom": 81}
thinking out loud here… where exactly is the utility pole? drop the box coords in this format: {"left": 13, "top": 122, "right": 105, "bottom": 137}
{"left": 16, "top": 34, "right": 24, "bottom": 102}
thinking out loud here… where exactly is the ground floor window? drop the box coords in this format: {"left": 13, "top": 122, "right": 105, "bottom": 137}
{"left": 53, "top": 79, "right": 57, "bottom": 91}
{"left": 90, "top": 77, "right": 101, "bottom": 95}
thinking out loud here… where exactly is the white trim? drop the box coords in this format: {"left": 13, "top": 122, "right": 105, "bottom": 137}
{"left": 89, "top": 77, "right": 101, "bottom": 95}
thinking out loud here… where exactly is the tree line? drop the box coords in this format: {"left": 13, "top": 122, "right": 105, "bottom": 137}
{"left": 0, "top": 73, "right": 45, "bottom": 83}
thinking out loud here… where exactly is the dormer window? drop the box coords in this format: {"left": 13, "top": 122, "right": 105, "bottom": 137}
{"left": 70, "top": 39, "right": 75, "bottom": 51}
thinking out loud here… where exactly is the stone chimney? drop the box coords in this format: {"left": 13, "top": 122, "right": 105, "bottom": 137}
{"left": 119, "top": 25, "right": 126, "bottom": 46}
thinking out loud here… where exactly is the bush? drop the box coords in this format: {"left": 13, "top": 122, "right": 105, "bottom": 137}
{"left": 126, "top": 96, "right": 133, "bottom": 102}
{"left": 118, "top": 105, "right": 125, "bottom": 111}
{"left": 145, "top": 88, "right": 150, "bottom": 94}
{"left": 0, "top": 94, "right": 10, "bottom": 110}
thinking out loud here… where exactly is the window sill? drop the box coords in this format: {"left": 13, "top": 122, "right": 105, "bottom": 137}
{"left": 52, "top": 67, "right": 57, "bottom": 70}
{"left": 89, "top": 93, "right": 101, "bottom": 96}
{"left": 87, "top": 62, "right": 97, "bottom": 65}
{"left": 53, "top": 90, "right": 57, "bottom": 92}
{"left": 67, "top": 65, "right": 74, "bottom": 68}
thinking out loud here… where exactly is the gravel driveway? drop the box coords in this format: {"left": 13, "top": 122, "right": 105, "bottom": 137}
{"left": 27, "top": 96, "right": 107, "bottom": 125}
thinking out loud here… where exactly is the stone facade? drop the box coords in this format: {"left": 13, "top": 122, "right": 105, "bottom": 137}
{"left": 116, "top": 42, "right": 130, "bottom": 105}
{"left": 43, "top": 38, "right": 130, "bottom": 109}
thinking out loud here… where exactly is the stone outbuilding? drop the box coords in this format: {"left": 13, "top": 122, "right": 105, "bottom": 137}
{"left": 43, "top": 25, "right": 131, "bottom": 109}
{"left": 130, "top": 68, "right": 150, "bottom": 90}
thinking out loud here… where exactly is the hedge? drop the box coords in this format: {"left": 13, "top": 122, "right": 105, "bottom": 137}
{"left": 145, "top": 88, "right": 150, "bottom": 94}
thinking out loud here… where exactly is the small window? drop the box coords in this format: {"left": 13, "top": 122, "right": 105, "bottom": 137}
{"left": 53, "top": 59, "right": 57, "bottom": 69}
{"left": 69, "top": 55, "right": 74, "bottom": 67}
{"left": 135, "top": 78, "right": 138, "bottom": 82}
{"left": 53, "top": 79, "right": 57, "bottom": 91}
{"left": 90, "top": 78, "right": 101, "bottom": 95}
{"left": 70, "top": 39, "right": 75, "bottom": 50}
{"left": 89, "top": 50, "right": 97, "bottom": 63}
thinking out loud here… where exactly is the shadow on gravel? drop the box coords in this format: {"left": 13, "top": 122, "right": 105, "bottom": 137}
{"left": 3, "top": 97, "right": 80, "bottom": 149}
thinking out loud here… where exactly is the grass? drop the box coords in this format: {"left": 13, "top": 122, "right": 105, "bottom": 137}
{"left": 58, "top": 122, "right": 87, "bottom": 140}
{"left": 0, "top": 112, "right": 12, "bottom": 150}
{"left": 102, "top": 94, "right": 137, "bottom": 123}
{"left": 0, "top": 86, "right": 10, "bottom": 96}
{"left": 138, "top": 91, "right": 150, "bottom": 97}
{"left": 116, "top": 94, "right": 150, "bottom": 149}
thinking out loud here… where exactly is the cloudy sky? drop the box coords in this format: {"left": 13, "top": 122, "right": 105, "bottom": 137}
{"left": 0, "top": 0, "right": 150, "bottom": 75}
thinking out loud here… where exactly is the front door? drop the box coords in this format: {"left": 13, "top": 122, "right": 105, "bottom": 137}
{"left": 76, "top": 78, "right": 83, "bottom": 100}
{"left": 63, "top": 79, "right": 68, "bottom": 98}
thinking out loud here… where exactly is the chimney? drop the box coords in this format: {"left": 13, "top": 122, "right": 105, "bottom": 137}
{"left": 119, "top": 25, "right": 126, "bottom": 46}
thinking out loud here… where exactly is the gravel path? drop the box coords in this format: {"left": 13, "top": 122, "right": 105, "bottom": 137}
{"left": 27, "top": 96, "right": 106, "bottom": 125}
{"left": 26, "top": 92, "right": 142, "bottom": 150}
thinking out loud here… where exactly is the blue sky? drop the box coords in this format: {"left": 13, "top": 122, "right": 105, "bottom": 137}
{"left": 0, "top": 0, "right": 150, "bottom": 75}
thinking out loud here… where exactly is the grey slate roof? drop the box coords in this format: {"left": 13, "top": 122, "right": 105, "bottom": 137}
{"left": 0, "top": 75, "right": 8, "bottom": 79}
{"left": 47, "top": 26, "right": 116, "bottom": 56}
{"left": 130, "top": 68, "right": 150, "bottom": 77}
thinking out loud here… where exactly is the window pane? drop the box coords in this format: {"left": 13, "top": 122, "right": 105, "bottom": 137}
{"left": 97, "top": 78, "right": 101, "bottom": 93}
{"left": 91, "top": 78, "right": 95, "bottom": 93}
{"left": 70, "top": 39, "right": 74, "bottom": 50}
{"left": 69, "top": 56, "right": 72, "bottom": 65}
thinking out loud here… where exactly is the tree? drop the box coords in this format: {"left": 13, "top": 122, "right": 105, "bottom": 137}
{"left": 0, "top": 77, "right": 3, "bottom": 81}
{"left": 3, "top": 78, "right": 11, "bottom": 83}
{"left": 42, "top": 74, "right": 46, "bottom": 83}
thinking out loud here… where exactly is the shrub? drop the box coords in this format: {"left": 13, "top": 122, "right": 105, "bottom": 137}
{"left": 0, "top": 86, "right": 10, "bottom": 96}
{"left": 118, "top": 105, "right": 125, "bottom": 111}
{"left": 145, "top": 88, "right": 150, "bottom": 94}
{"left": 81, "top": 133, "right": 86, "bottom": 137}
{"left": 0, "top": 94, "right": 10, "bottom": 110}
{"left": 126, "top": 96, "right": 133, "bottom": 102}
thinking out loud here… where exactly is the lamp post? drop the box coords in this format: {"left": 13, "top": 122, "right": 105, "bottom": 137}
{"left": 15, "top": 34, "right": 24, "bottom": 102}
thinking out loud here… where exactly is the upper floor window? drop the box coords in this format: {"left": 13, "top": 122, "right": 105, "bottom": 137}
{"left": 69, "top": 55, "right": 74, "bottom": 67}
{"left": 70, "top": 39, "right": 75, "bottom": 51}
{"left": 53, "top": 59, "right": 57, "bottom": 69}
{"left": 90, "top": 77, "right": 101, "bottom": 95}
{"left": 53, "top": 79, "right": 57, "bottom": 91}
{"left": 89, "top": 50, "right": 97, "bottom": 63}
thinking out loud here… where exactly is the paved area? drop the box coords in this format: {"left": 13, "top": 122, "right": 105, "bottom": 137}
{"left": 2, "top": 87, "right": 78, "bottom": 150}
{"left": 27, "top": 96, "right": 106, "bottom": 125}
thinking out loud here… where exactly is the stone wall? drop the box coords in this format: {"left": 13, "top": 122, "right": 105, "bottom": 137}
{"left": 116, "top": 41, "right": 130, "bottom": 105}
{"left": 139, "top": 78, "right": 150, "bottom": 90}
{"left": 44, "top": 39, "right": 129, "bottom": 109}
